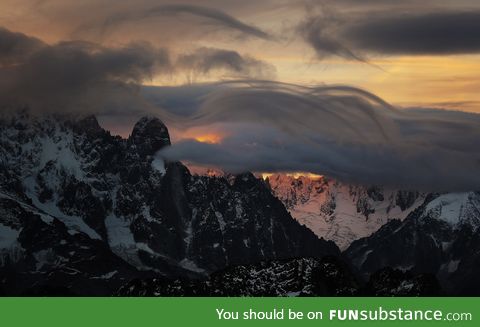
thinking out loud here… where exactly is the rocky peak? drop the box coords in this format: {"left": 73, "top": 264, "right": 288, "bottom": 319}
{"left": 72, "top": 115, "right": 105, "bottom": 137}
{"left": 129, "top": 116, "right": 170, "bottom": 156}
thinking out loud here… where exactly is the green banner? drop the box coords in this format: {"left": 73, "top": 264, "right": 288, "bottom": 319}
{"left": 0, "top": 297, "right": 477, "bottom": 326}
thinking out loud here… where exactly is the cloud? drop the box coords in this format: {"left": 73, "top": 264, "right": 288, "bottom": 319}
{"left": 152, "top": 81, "right": 480, "bottom": 191}
{"left": 344, "top": 11, "right": 480, "bottom": 55}
{"left": 300, "top": 10, "right": 480, "bottom": 60}
{"left": 1, "top": 26, "right": 479, "bottom": 192}
{"left": 0, "top": 27, "right": 45, "bottom": 64}
{"left": 79, "top": 4, "right": 273, "bottom": 41}
{"left": 0, "top": 27, "right": 271, "bottom": 113}
{"left": 176, "top": 47, "right": 276, "bottom": 81}
{"left": 0, "top": 29, "right": 171, "bottom": 113}
{"left": 298, "top": 14, "right": 365, "bottom": 62}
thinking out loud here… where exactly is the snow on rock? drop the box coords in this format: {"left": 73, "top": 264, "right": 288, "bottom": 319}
{"left": 92, "top": 270, "right": 118, "bottom": 279}
{"left": 0, "top": 224, "right": 20, "bottom": 249}
{"left": 23, "top": 176, "right": 102, "bottom": 240}
{"left": 179, "top": 258, "right": 206, "bottom": 273}
{"left": 105, "top": 213, "right": 138, "bottom": 259}
{"left": 38, "top": 132, "right": 84, "bottom": 180}
{"left": 214, "top": 211, "right": 226, "bottom": 232}
{"left": 424, "top": 192, "right": 480, "bottom": 227}
{"left": 267, "top": 174, "right": 425, "bottom": 250}
{"left": 151, "top": 155, "right": 166, "bottom": 175}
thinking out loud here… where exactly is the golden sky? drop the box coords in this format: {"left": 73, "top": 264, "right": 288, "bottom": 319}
{"left": 1, "top": 0, "right": 480, "bottom": 114}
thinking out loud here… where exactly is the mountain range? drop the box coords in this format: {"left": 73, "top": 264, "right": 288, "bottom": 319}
{"left": 0, "top": 112, "right": 336, "bottom": 295}
{"left": 0, "top": 111, "right": 478, "bottom": 295}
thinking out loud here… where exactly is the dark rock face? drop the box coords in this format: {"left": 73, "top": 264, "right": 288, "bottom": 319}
{"left": 179, "top": 172, "right": 339, "bottom": 272}
{"left": 364, "top": 267, "right": 440, "bottom": 296}
{"left": 0, "top": 112, "right": 338, "bottom": 295}
{"left": 129, "top": 116, "right": 170, "bottom": 157}
{"left": 0, "top": 197, "right": 148, "bottom": 296}
{"left": 116, "top": 256, "right": 440, "bottom": 297}
{"left": 395, "top": 191, "right": 420, "bottom": 211}
{"left": 71, "top": 115, "right": 105, "bottom": 138}
{"left": 345, "top": 192, "right": 480, "bottom": 295}
{"left": 117, "top": 257, "right": 360, "bottom": 296}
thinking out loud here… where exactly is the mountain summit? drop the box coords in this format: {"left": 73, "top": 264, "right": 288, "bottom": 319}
{"left": 129, "top": 116, "right": 171, "bottom": 156}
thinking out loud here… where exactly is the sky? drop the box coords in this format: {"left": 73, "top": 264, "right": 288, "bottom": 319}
{"left": 2, "top": 0, "right": 480, "bottom": 112}
{"left": 1, "top": 0, "right": 480, "bottom": 191}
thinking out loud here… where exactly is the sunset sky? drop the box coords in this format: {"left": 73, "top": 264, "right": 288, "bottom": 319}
{"left": 2, "top": 0, "right": 480, "bottom": 113}
{"left": 1, "top": 0, "right": 480, "bottom": 190}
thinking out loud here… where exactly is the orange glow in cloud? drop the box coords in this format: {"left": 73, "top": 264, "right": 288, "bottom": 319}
{"left": 171, "top": 125, "right": 228, "bottom": 144}
{"left": 261, "top": 172, "right": 323, "bottom": 180}
{"left": 194, "top": 133, "right": 223, "bottom": 144}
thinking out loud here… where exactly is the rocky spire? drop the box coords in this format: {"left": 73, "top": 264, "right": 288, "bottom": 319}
{"left": 129, "top": 116, "right": 171, "bottom": 156}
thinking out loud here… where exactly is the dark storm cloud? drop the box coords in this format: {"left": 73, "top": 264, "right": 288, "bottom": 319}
{"left": 300, "top": 10, "right": 480, "bottom": 60}
{"left": 81, "top": 4, "right": 273, "bottom": 41}
{"left": 0, "top": 27, "right": 45, "bottom": 64}
{"left": 0, "top": 27, "right": 172, "bottom": 112}
{"left": 176, "top": 47, "right": 276, "bottom": 80}
{"left": 0, "top": 27, "right": 271, "bottom": 113}
{"left": 345, "top": 12, "right": 480, "bottom": 55}
{"left": 153, "top": 81, "right": 480, "bottom": 191}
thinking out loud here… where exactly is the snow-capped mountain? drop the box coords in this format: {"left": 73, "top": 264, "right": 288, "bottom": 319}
{"left": 266, "top": 174, "right": 424, "bottom": 250}
{"left": 345, "top": 191, "right": 480, "bottom": 295}
{"left": 0, "top": 111, "right": 476, "bottom": 296}
{"left": 0, "top": 111, "right": 338, "bottom": 295}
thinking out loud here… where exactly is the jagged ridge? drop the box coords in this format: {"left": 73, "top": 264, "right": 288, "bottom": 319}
{"left": 0, "top": 111, "right": 338, "bottom": 295}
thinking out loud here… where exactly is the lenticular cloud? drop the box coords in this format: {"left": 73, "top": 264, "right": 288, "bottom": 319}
{"left": 156, "top": 81, "right": 480, "bottom": 191}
